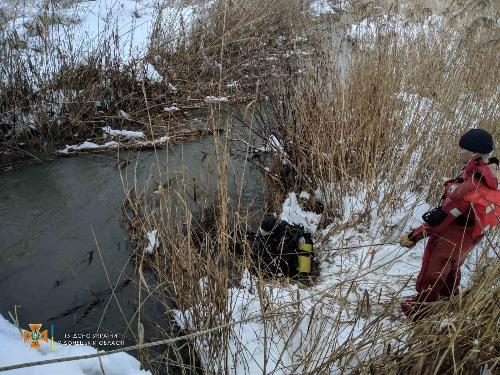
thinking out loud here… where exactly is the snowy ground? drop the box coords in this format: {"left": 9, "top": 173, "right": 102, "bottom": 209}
{"left": 1, "top": 184, "right": 492, "bottom": 374}
{"left": 0, "top": 315, "right": 150, "bottom": 375}
{"left": 173, "top": 185, "right": 494, "bottom": 374}
{"left": 3, "top": 0, "right": 210, "bottom": 64}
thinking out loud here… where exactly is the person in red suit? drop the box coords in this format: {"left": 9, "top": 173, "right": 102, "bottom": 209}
{"left": 400, "top": 128, "right": 498, "bottom": 319}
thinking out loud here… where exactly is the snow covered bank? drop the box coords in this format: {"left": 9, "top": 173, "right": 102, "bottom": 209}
{"left": 0, "top": 0, "right": 216, "bottom": 143}
{"left": 58, "top": 140, "right": 120, "bottom": 154}
{"left": 57, "top": 128, "right": 172, "bottom": 154}
{"left": 173, "top": 180, "right": 495, "bottom": 373}
{"left": 4, "top": 0, "right": 213, "bottom": 64}
{"left": 0, "top": 315, "right": 150, "bottom": 375}
{"left": 102, "top": 126, "right": 145, "bottom": 139}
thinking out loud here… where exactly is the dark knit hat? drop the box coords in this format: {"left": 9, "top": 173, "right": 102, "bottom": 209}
{"left": 459, "top": 128, "right": 494, "bottom": 154}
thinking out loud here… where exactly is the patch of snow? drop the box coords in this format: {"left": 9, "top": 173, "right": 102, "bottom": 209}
{"left": 0, "top": 315, "right": 150, "bottom": 375}
{"left": 144, "top": 62, "right": 162, "bottom": 82}
{"left": 102, "top": 126, "right": 145, "bottom": 139}
{"left": 396, "top": 91, "right": 438, "bottom": 130}
{"left": 58, "top": 141, "right": 120, "bottom": 154}
{"left": 481, "top": 364, "right": 493, "bottom": 375}
{"left": 348, "top": 15, "right": 444, "bottom": 40}
{"left": 265, "top": 55, "right": 279, "bottom": 61}
{"left": 7, "top": 112, "right": 38, "bottom": 133}
{"left": 144, "top": 230, "right": 158, "bottom": 254}
{"left": 257, "top": 135, "right": 285, "bottom": 154}
{"left": 155, "top": 136, "right": 170, "bottom": 143}
{"left": 280, "top": 192, "right": 321, "bottom": 234}
{"left": 290, "top": 36, "right": 308, "bottom": 43}
{"left": 204, "top": 96, "right": 229, "bottom": 103}
{"left": 167, "top": 83, "right": 178, "bottom": 93}
{"left": 254, "top": 135, "right": 289, "bottom": 165}
{"left": 138, "top": 136, "right": 170, "bottom": 146}
{"left": 385, "top": 192, "right": 430, "bottom": 230}
{"left": 283, "top": 50, "right": 314, "bottom": 58}
{"left": 341, "top": 186, "right": 368, "bottom": 224}
{"left": 276, "top": 35, "right": 286, "bottom": 44}
{"left": 174, "top": 271, "right": 318, "bottom": 374}
{"left": 439, "top": 318, "right": 450, "bottom": 331}
{"left": 310, "top": 0, "right": 339, "bottom": 17}
{"left": 299, "top": 191, "right": 310, "bottom": 200}
{"left": 163, "top": 105, "right": 180, "bottom": 112}
{"left": 226, "top": 81, "right": 239, "bottom": 89}
{"left": 270, "top": 135, "right": 285, "bottom": 154}
{"left": 118, "top": 110, "right": 131, "bottom": 120}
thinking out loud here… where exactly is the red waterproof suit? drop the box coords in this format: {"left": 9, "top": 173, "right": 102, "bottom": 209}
{"left": 405, "top": 158, "right": 499, "bottom": 312}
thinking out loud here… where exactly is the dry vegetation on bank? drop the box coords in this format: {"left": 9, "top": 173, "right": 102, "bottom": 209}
{"left": 120, "top": 1, "right": 499, "bottom": 373}
{"left": 1, "top": 0, "right": 499, "bottom": 374}
{"left": 0, "top": 0, "right": 314, "bottom": 166}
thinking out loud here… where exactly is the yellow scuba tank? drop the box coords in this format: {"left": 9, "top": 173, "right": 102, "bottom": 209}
{"left": 297, "top": 234, "right": 313, "bottom": 274}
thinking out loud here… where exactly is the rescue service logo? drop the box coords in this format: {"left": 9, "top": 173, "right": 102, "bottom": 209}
{"left": 22, "top": 324, "right": 52, "bottom": 349}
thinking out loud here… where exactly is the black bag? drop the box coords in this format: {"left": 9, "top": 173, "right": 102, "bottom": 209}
{"left": 422, "top": 206, "right": 447, "bottom": 227}
{"left": 247, "top": 220, "right": 305, "bottom": 278}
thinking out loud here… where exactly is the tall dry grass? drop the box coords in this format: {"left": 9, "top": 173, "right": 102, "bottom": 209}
{"left": 119, "top": 4, "right": 500, "bottom": 373}
{"left": 253, "top": 13, "right": 498, "bottom": 225}
{"left": 0, "top": 0, "right": 312, "bottom": 167}
{"left": 372, "top": 260, "right": 499, "bottom": 374}
{"left": 1, "top": 0, "right": 495, "bottom": 374}
{"left": 121, "top": 112, "right": 267, "bottom": 374}
{"left": 0, "top": 2, "right": 165, "bottom": 165}
{"left": 148, "top": 0, "right": 310, "bottom": 96}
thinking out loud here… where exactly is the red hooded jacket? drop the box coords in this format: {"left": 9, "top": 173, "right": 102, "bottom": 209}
{"left": 412, "top": 157, "right": 499, "bottom": 240}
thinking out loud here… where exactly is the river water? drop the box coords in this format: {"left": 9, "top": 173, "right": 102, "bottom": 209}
{"left": 0, "top": 123, "right": 264, "bottom": 358}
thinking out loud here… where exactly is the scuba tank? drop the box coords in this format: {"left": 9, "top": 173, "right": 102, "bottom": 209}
{"left": 297, "top": 232, "right": 313, "bottom": 275}
{"left": 253, "top": 215, "right": 317, "bottom": 279}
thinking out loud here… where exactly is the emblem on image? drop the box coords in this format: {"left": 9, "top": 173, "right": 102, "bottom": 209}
{"left": 22, "top": 324, "right": 49, "bottom": 349}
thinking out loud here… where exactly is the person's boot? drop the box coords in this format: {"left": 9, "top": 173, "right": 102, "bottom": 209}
{"left": 440, "top": 285, "right": 461, "bottom": 301}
